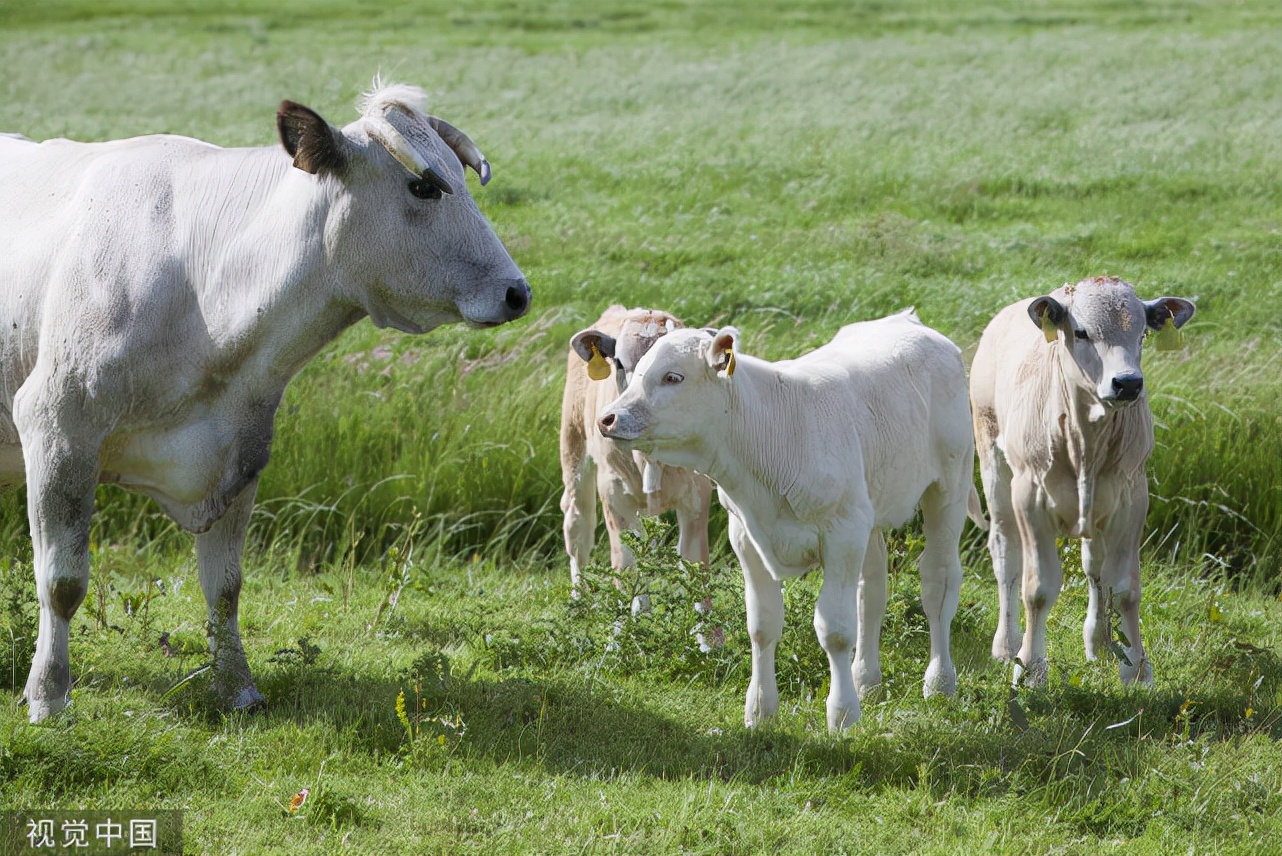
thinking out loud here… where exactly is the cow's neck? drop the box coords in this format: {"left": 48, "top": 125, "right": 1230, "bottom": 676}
{"left": 182, "top": 150, "right": 367, "bottom": 384}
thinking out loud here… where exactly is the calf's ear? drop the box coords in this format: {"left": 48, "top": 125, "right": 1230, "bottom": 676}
{"left": 570, "top": 329, "right": 617, "bottom": 381}
{"left": 1143, "top": 297, "right": 1196, "bottom": 330}
{"left": 1027, "top": 296, "right": 1066, "bottom": 343}
{"left": 278, "top": 101, "right": 349, "bottom": 176}
{"left": 707, "top": 326, "right": 739, "bottom": 378}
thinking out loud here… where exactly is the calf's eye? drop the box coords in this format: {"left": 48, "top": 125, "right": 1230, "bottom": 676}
{"left": 1074, "top": 328, "right": 1089, "bottom": 341}
{"left": 663, "top": 372, "right": 684, "bottom": 385}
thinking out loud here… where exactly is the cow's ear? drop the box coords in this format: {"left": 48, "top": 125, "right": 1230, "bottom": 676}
{"left": 571, "top": 329, "right": 617, "bottom": 381}
{"left": 707, "top": 326, "right": 739, "bottom": 378}
{"left": 1027, "top": 297, "right": 1066, "bottom": 342}
{"left": 1143, "top": 297, "right": 1196, "bottom": 330}
{"left": 277, "top": 101, "right": 349, "bottom": 176}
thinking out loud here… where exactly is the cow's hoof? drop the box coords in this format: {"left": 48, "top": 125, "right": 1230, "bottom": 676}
{"left": 22, "top": 691, "right": 71, "bottom": 724}
{"left": 232, "top": 685, "right": 267, "bottom": 712}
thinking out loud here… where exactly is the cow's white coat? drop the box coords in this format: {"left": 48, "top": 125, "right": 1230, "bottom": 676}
{"left": 598, "top": 310, "right": 985, "bottom": 731}
{"left": 0, "top": 83, "right": 529, "bottom": 721}
{"left": 560, "top": 306, "right": 712, "bottom": 590}
{"left": 969, "top": 276, "right": 1194, "bottom": 687}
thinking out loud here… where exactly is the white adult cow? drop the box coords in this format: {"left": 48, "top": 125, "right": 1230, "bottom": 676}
{"left": 598, "top": 310, "right": 986, "bottom": 731}
{"left": 969, "top": 276, "right": 1195, "bottom": 687}
{"left": 0, "top": 81, "right": 531, "bottom": 722}
{"left": 561, "top": 306, "right": 713, "bottom": 590}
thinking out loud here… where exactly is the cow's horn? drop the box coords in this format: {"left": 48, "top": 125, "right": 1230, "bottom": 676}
{"left": 365, "top": 116, "right": 430, "bottom": 178}
{"left": 428, "top": 116, "right": 492, "bottom": 186}
{"left": 365, "top": 116, "right": 455, "bottom": 195}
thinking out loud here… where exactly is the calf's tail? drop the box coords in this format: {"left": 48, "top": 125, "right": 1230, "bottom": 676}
{"left": 966, "top": 485, "right": 989, "bottom": 532}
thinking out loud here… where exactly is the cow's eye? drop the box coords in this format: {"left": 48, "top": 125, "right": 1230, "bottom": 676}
{"left": 663, "top": 372, "right": 684, "bottom": 385}
{"left": 407, "top": 179, "right": 442, "bottom": 201}
{"left": 1074, "top": 328, "right": 1089, "bottom": 341}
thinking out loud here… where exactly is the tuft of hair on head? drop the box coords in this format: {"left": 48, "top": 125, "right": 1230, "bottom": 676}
{"left": 357, "top": 75, "right": 431, "bottom": 121}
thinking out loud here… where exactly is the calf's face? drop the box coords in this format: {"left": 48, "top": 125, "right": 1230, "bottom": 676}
{"left": 1028, "top": 277, "right": 1194, "bottom": 408}
{"left": 570, "top": 312, "right": 682, "bottom": 396}
{"left": 597, "top": 327, "right": 737, "bottom": 463}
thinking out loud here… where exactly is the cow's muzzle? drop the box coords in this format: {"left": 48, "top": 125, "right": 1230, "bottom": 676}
{"left": 464, "top": 278, "right": 532, "bottom": 328}
{"left": 504, "top": 279, "right": 531, "bottom": 319}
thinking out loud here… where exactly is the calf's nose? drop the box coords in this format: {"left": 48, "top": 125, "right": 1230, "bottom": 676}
{"left": 598, "top": 413, "right": 617, "bottom": 433}
{"left": 1112, "top": 374, "right": 1144, "bottom": 401}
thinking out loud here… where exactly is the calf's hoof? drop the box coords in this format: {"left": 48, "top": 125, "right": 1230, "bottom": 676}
{"left": 923, "top": 661, "right": 957, "bottom": 698}
{"left": 1013, "top": 657, "right": 1049, "bottom": 688}
{"left": 1119, "top": 655, "right": 1153, "bottom": 687}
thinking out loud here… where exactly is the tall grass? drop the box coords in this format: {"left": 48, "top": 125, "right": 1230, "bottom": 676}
{"left": 2, "top": 1, "right": 1280, "bottom": 580}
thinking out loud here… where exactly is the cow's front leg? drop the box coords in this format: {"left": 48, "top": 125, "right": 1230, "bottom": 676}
{"left": 852, "top": 529, "right": 887, "bottom": 698}
{"left": 730, "top": 515, "right": 782, "bottom": 727}
{"left": 815, "top": 527, "right": 867, "bottom": 731}
{"left": 18, "top": 419, "right": 98, "bottom": 723}
{"left": 1013, "top": 478, "right": 1060, "bottom": 688}
{"left": 195, "top": 478, "right": 264, "bottom": 711}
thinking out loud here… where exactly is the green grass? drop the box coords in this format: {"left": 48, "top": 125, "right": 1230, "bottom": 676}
{"left": 2, "top": 530, "right": 1280, "bottom": 853}
{"left": 2, "top": 0, "right": 1281, "bottom": 852}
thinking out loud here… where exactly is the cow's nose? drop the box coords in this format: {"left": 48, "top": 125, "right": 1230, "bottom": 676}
{"left": 1112, "top": 374, "right": 1144, "bottom": 401}
{"left": 599, "top": 413, "right": 617, "bottom": 433}
{"left": 504, "top": 280, "right": 531, "bottom": 319}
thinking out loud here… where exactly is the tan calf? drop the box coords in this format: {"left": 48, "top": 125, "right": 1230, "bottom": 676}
{"left": 560, "top": 306, "right": 713, "bottom": 590}
{"left": 970, "top": 277, "right": 1194, "bottom": 687}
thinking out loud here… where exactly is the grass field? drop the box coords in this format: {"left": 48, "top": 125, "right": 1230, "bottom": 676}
{"left": 1, "top": 1, "right": 1280, "bottom": 853}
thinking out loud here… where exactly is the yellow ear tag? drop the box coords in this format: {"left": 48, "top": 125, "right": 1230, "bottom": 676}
{"left": 724, "top": 349, "right": 736, "bottom": 377}
{"left": 1153, "top": 316, "right": 1183, "bottom": 351}
{"left": 587, "top": 343, "right": 611, "bottom": 381}
{"left": 1040, "top": 310, "right": 1058, "bottom": 344}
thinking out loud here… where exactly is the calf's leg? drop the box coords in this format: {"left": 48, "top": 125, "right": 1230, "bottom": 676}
{"left": 980, "top": 444, "right": 1022, "bottom": 661}
{"left": 675, "top": 478, "right": 712, "bottom": 567}
{"left": 815, "top": 524, "right": 868, "bottom": 731}
{"left": 918, "top": 483, "right": 965, "bottom": 697}
{"left": 1099, "top": 491, "right": 1152, "bottom": 685}
{"left": 852, "top": 529, "right": 887, "bottom": 697}
{"left": 731, "top": 514, "right": 782, "bottom": 727}
{"left": 1013, "top": 476, "right": 1060, "bottom": 687}
{"left": 600, "top": 472, "right": 641, "bottom": 571}
{"left": 560, "top": 454, "right": 598, "bottom": 592}
{"left": 1081, "top": 538, "right": 1112, "bottom": 660}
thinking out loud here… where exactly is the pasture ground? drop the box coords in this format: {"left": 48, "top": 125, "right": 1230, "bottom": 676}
{"left": 2, "top": 1, "right": 1281, "bottom": 853}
